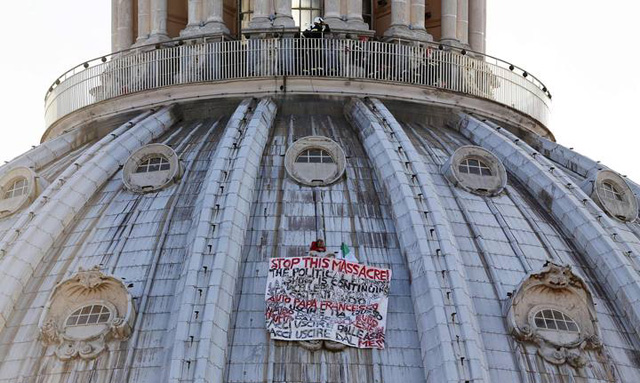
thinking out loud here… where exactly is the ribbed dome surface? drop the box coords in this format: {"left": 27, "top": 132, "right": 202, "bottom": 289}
{"left": 0, "top": 96, "right": 638, "bottom": 383}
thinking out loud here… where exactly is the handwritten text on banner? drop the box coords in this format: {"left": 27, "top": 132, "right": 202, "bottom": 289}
{"left": 265, "top": 256, "right": 391, "bottom": 349}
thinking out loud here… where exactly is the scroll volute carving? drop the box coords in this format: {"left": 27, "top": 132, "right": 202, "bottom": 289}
{"left": 38, "top": 266, "right": 136, "bottom": 360}
{"left": 507, "top": 262, "right": 603, "bottom": 368}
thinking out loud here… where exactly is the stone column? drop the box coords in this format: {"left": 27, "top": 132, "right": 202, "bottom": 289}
{"left": 456, "top": 0, "right": 468, "bottom": 44}
{"left": 468, "top": 0, "right": 485, "bottom": 53}
{"left": 248, "top": 0, "right": 272, "bottom": 28}
{"left": 149, "top": 0, "right": 169, "bottom": 42}
{"left": 116, "top": 0, "right": 134, "bottom": 50}
{"left": 346, "top": 0, "right": 369, "bottom": 30}
{"left": 111, "top": 0, "right": 119, "bottom": 52}
{"left": 440, "top": 0, "right": 457, "bottom": 43}
{"left": 273, "top": 0, "right": 295, "bottom": 27}
{"left": 383, "top": 0, "right": 411, "bottom": 39}
{"left": 410, "top": 0, "right": 431, "bottom": 40}
{"left": 201, "top": 0, "right": 231, "bottom": 33}
{"left": 181, "top": 0, "right": 204, "bottom": 36}
{"left": 384, "top": 0, "right": 430, "bottom": 40}
{"left": 136, "top": 0, "right": 151, "bottom": 43}
{"left": 324, "top": 0, "right": 346, "bottom": 29}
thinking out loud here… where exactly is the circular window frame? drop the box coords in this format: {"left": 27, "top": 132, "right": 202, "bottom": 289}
{"left": 442, "top": 146, "right": 507, "bottom": 196}
{"left": 591, "top": 170, "right": 637, "bottom": 222}
{"left": 284, "top": 136, "right": 346, "bottom": 187}
{"left": 123, "top": 143, "right": 182, "bottom": 193}
{"left": 0, "top": 167, "right": 39, "bottom": 218}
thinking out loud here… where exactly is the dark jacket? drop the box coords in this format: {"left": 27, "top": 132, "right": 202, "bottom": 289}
{"left": 303, "top": 23, "right": 331, "bottom": 38}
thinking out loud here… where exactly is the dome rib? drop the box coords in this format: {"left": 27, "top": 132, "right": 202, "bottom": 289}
{"left": 0, "top": 111, "right": 151, "bottom": 262}
{"left": 121, "top": 118, "right": 223, "bottom": 380}
{"left": 455, "top": 114, "right": 640, "bottom": 347}
{"left": 347, "top": 98, "right": 490, "bottom": 382}
{"left": 0, "top": 106, "right": 177, "bottom": 334}
{"left": 168, "top": 98, "right": 277, "bottom": 382}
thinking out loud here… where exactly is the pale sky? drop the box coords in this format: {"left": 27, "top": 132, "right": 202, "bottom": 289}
{"left": 0, "top": 1, "right": 638, "bottom": 180}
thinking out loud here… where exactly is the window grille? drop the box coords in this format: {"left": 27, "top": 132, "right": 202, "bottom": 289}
{"left": 291, "top": 0, "right": 322, "bottom": 28}
{"left": 295, "top": 149, "right": 335, "bottom": 163}
{"left": 600, "top": 181, "right": 624, "bottom": 201}
{"left": 458, "top": 158, "right": 492, "bottom": 176}
{"left": 240, "top": 0, "right": 254, "bottom": 29}
{"left": 66, "top": 305, "right": 111, "bottom": 326}
{"left": 534, "top": 309, "right": 579, "bottom": 332}
{"left": 135, "top": 156, "right": 171, "bottom": 173}
{"left": 3, "top": 178, "right": 28, "bottom": 199}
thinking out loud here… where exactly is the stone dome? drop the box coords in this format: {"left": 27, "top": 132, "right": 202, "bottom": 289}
{"left": 0, "top": 1, "right": 639, "bottom": 381}
{"left": 0, "top": 94, "right": 638, "bottom": 383}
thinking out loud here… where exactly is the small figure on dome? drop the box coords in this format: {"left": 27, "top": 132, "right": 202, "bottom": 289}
{"left": 309, "top": 238, "right": 327, "bottom": 255}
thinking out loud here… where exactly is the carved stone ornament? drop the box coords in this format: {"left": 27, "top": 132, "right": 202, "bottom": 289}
{"left": 507, "top": 262, "right": 604, "bottom": 368}
{"left": 38, "top": 266, "right": 136, "bottom": 361}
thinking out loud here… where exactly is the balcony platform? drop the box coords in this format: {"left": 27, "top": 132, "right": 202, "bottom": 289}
{"left": 43, "top": 38, "right": 552, "bottom": 141}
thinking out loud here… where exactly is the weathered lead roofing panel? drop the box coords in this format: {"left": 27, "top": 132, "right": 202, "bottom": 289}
{"left": 225, "top": 102, "right": 424, "bottom": 383}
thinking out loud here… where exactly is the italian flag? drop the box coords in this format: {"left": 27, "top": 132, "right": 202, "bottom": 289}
{"left": 341, "top": 242, "right": 358, "bottom": 263}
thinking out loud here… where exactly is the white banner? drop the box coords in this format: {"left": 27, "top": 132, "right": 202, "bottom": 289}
{"left": 265, "top": 256, "right": 391, "bottom": 349}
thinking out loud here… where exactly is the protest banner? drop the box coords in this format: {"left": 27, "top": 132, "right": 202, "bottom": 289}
{"left": 265, "top": 256, "right": 391, "bottom": 349}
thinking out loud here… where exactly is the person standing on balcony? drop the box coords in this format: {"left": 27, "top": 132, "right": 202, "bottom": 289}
{"left": 303, "top": 17, "right": 331, "bottom": 38}
{"left": 302, "top": 17, "right": 332, "bottom": 74}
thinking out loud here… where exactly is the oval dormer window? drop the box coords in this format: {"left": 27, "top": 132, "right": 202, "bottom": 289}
{"left": 66, "top": 304, "right": 112, "bottom": 327}
{"left": 4, "top": 178, "right": 29, "bottom": 199}
{"left": 123, "top": 144, "right": 182, "bottom": 193}
{"left": 599, "top": 181, "right": 623, "bottom": 202}
{"left": 458, "top": 158, "right": 492, "bottom": 176}
{"left": 135, "top": 156, "right": 171, "bottom": 173}
{"left": 443, "top": 146, "right": 507, "bottom": 196}
{"left": 533, "top": 309, "right": 579, "bottom": 333}
{"left": 39, "top": 267, "right": 136, "bottom": 361}
{"left": 62, "top": 301, "right": 117, "bottom": 342}
{"left": 587, "top": 170, "right": 638, "bottom": 222}
{"left": 285, "top": 136, "right": 346, "bottom": 186}
{"left": 0, "top": 167, "right": 41, "bottom": 218}
{"left": 296, "top": 149, "right": 335, "bottom": 164}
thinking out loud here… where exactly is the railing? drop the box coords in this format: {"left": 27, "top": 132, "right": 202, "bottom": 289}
{"left": 44, "top": 38, "right": 552, "bottom": 128}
